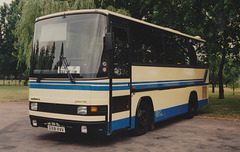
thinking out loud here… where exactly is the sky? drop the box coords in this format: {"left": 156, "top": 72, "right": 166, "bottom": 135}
{"left": 0, "top": 0, "right": 12, "bottom": 6}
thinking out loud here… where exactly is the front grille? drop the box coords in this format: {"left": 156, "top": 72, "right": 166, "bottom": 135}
{"left": 38, "top": 103, "right": 77, "bottom": 115}
{"left": 31, "top": 102, "right": 107, "bottom": 116}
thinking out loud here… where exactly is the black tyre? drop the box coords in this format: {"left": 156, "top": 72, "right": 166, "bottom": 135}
{"left": 187, "top": 95, "right": 197, "bottom": 119}
{"left": 134, "top": 102, "right": 150, "bottom": 135}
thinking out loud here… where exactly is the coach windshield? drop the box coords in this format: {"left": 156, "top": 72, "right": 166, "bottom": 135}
{"left": 31, "top": 13, "right": 108, "bottom": 79}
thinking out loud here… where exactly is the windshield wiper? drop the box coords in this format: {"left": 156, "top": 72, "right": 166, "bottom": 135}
{"left": 59, "top": 43, "right": 75, "bottom": 83}
{"left": 60, "top": 56, "right": 76, "bottom": 83}
{"left": 37, "top": 57, "right": 46, "bottom": 83}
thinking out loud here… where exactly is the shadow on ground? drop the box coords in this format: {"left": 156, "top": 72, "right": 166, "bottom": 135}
{"left": 37, "top": 115, "right": 188, "bottom": 146}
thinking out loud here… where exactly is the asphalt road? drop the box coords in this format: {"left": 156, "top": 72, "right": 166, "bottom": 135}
{"left": 0, "top": 101, "right": 240, "bottom": 152}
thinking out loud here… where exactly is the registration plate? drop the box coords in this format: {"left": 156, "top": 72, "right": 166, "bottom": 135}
{"left": 47, "top": 125, "right": 66, "bottom": 133}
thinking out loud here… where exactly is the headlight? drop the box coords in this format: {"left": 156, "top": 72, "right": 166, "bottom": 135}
{"left": 30, "top": 102, "right": 38, "bottom": 111}
{"left": 77, "top": 106, "right": 87, "bottom": 115}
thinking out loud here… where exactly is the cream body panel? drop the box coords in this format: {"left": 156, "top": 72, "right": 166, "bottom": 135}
{"left": 29, "top": 111, "right": 105, "bottom": 122}
{"left": 112, "top": 90, "right": 129, "bottom": 97}
{"left": 112, "top": 111, "right": 130, "bottom": 121}
{"left": 132, "top": 66, "right": 206, "bottom": 82}
{"left": 131, "top": 66, "right": 208, "bottom": 117}
{"left": 131, "top": 85, "right": 206, "bottom": 117}
{"left": 29, "top": 79, "right": 109, "bottom": 105}
{"left": 29, "top": 89, "right": 91, "bottom": 105}
{"left": 112, "top": 78, "right": 130, "bottom": 97}
{"left": 90, "top": 91, "right": 109, "bottom": 105}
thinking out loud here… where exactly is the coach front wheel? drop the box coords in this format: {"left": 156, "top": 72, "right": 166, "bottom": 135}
{"left": 134, "top": 102, "right": 150, "bottom": 135}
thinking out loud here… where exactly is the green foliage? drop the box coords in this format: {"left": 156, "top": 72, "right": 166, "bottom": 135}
{"left": 70, "top": 0, "right": 95, "bottom": 10}
{"left": 0, "top": 1, "right": 21, "bottom": 78}
{"left": 15, "top": 0, "right": 66, "bottom": 74}
{"left": 106, "top": 5, "right": 130, "bottom": 16}
{"left": 205, "top": 1, "right": 240, "bottom": 99}
{"left": 95, "top": 0, "right": 153, "bottom": 19}
{"left": 224, "top": 58, "right": 240, "bottom": 94}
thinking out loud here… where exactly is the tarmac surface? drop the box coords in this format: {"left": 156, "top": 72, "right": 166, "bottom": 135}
{"left": 0, "top": 101, "right": 240, "bottom": 152}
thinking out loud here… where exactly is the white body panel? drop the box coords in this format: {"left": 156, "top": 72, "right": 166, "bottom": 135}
{"left": 29, "top": 79, "right": 109, "bottom": 122}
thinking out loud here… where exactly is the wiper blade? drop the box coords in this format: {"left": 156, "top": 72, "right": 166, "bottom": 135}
{"left": 58, "top": 42, "right": 75, "bottom": 83}
{"left": 37, "top": 57, "right": 46, "bottom": 83}
{"left": 37, "top": 68, "right": 44, "bottom": 83}
{"left": 60, "top": 56, "right": 76, "bottom": 83}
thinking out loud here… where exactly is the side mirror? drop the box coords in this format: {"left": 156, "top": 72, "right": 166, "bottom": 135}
{"left": 105, "top": 32, "right": 113, "bottom": 50}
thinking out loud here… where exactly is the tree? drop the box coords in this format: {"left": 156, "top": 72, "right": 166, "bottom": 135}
{"left": 0, "top": 1, "right": 20, "bottom": 78}
{"left": 224, "top": 58, "right": 240, "bottom": 95}
{"left": 0, "top": 3, "right": 8, "bottom": 77}
{"left": 206, "top": 0, "right": 240, "bottom": 99}
{"left": 95, "top": 0, "right": 155, "bottom": 20}
{"left": 148, "top": 0, "right": 240, "bottom": 99}
{"left": 228, "top": 67, "right": 240, "bottom": 95}
{"left": 209, "top": 53, "right": 220, "bottom": 93}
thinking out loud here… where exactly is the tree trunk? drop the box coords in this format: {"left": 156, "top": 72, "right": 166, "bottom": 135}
{"left": 212, "top": 83, "right": 215, "bottom": 93}
{"left": 212, "top": 68, "right": 215, "bottom": 93}
{"left": 233, "top": 85, "right": 235, "bottom": 95}
{"left": 24, "top": 77, "right": 29, "bottom": 86}
{"left": 218, "top": 51, "right": 226, "bottom": 99}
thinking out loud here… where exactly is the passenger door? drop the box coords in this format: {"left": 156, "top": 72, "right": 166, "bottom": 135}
{"left": 109, "top": 23, "right": 131, "bottom": 133}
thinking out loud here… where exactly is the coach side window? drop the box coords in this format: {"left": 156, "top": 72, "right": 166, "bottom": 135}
{"left": 164, "top": 33, "right": 177, "bottom": 65}
{"left": 164, "top": 33, "right": 189, "bottom": 66}
{"left": 132, "top": 23, "right": 165, "bottom": 65}
{"left": 189, "top": 40, "right": 208, "bottom": 67}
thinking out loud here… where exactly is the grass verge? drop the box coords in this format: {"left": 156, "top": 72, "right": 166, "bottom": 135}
{"left": 0, "top": 86, "right": 29, "bottom": 102}
{"left": 199, "top": 87, "right": 240, "bottom": 119}
{"left": 0, "top": 79, "right": 25, "bottom": 86}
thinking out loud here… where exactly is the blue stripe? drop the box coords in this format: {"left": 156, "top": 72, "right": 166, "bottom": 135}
{"left": 29, "top": 80, "right": 204, "bottom": 91}
{"left": 203, "top": 69, "right": 208, "bottom": 83}
{"left": 111, "top": 117, "right": 130, "bottom": 131}
{"left": 29, "top": 84, "right": 109, "bottom": 91}
{"left": 29, "top": 69, "right": 208, "bottom": 91}
{"left": 154, "top": 103, "right": 189, "bottom": 122}
{"left": 29, "top": 81, "right": 109, "bottom": 85}
{"left": 132, "top": 78, "right": 203, "bottom": 84}
{"left": 198, "top": 99, "right": 208, "bottom": 108}
{"left": 29, "top": 80, "right": 205, "bottom": 91}
{"left": 132, "top": 80, "right": 204, "bottom": 90}
{"left": 131, "top": 116, "right": 135, "bottom": 129}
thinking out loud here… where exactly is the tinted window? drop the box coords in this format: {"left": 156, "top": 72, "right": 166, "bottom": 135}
{"left": 132, "top": 23, "right": 165, "bottom": 64}
{"left": 189, "top": 40, "right": 208, "bottom": 67}
{"left": 112, "top": 27, "right": 129, "bottom": 77}
{"left": 130, "top": 21, "right": 208, "bottom": 67}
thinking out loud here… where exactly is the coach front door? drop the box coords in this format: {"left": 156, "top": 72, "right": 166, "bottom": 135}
{"left": 109, "top": 24, "right": 131, "bottom": 133}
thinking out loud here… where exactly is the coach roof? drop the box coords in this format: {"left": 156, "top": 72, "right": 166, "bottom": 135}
{"left": 36, "top": 9, "right": 205, "bottom": 42}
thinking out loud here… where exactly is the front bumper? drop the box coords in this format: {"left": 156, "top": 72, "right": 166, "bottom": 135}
{"left": 30, "top": 115, "right": 107, "bottom": 135}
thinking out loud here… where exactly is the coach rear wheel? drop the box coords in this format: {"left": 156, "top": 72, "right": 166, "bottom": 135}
{"left": 135, "top": 102, "right": 150, "bottom": 135}
{"left": 187, "top": 95, "right": 197, "bottom": 119}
